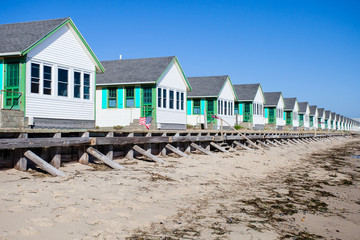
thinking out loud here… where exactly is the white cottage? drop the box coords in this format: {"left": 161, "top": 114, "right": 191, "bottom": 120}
{"left": 96, "top": 56, "right": 191, "bottom": 130}
{"left": 263, "top": 92, "right": 285, "bottom": 130}
{"left": 298, "top": 102, "right": 310, "bottom": 130}
{"left": 325, "top": 110, "right": 332, "bottom": 131}
{"left": 233, "top": 84, "right": 265, "bottom": 130}
{"left": 309, "top": 105, "right": 318, "bottom": 130}
{"left": 284, "top": 98, "right": 299, "bottom": 130}
{"left": 186, "top": 76, "right": 237, "bottom": 129}
{"left": 317, "top": 108, "right": 325, "bottom": 130}
{"left": 331, "top": 112, "right": 336, "bottom": 130}
{"left": 0, "top": 17, "right": 104, "bottom": 128}
{"left": 336, "top": 114, "right": 341, "bottom": 130}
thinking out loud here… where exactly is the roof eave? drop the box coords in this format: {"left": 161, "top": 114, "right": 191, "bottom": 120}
{"left": 0, "top": 52, "right": 21, "bottom": 57}
{"left": 96, "top": 81, "right": 155, "bottom": 86}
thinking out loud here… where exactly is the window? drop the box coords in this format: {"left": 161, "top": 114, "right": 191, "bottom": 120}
{"left": 158, "top": 88, "right": 161, "bottom": 107}
{"left": 234, "top": 103, "right": 239, "bottom": 115}
{"left": 125, "top": 87, "right": 135, "bottom": 107}
{"left": 163, "top": 89, "right": 167, "bottom": 108}
{"left": 58, "top": 68, "right": 68, "bottom": 96}
{"left": 224, "top": 101, "right": 227, "bottom": 115}
{"left": 221, "top": 100, "right": 223, "bottom": 115}
{"left": 169, "top": 90, "right": 174, "bottom": 109}
{"left": 108, "top": 88, "right": 117, "bottom": 108}
{"left": 31, "top": 63, "right": 40, "bottom": 93}
{"left": 74, "top": 71, "right": 81, "bottom": 98}
{"left": 181, "top": 92, "right": 184, "bottom": 110}
{"left": 176, "top": 91, "right": 180, "bottom": 110}
{"left": 193, "top": 99, "right": 200, "bottom": 114}
{"left": 218, "top": 100, "right": 221, "bottom": 115}
{"left": 43, "top": 65, "right": 51, "bottom": 95}
{"left": 230, "top": 102, "right": 233, "bottom": 116}
{"left": 84, "top": 73, "right": 90, "bottom": 100}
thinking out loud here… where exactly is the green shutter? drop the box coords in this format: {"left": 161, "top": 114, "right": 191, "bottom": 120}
{"left": 187, "top": 99, "right": 192, "bottom": 115}
{"left": 283, "top": 112, "right": 286, "bottom": 120}
{"left": 265, "top": 108, "right": 268, "bottom": 118}
{"left": 0, "top": 59, "right": 3, "bottom": 91}
{"left": 200, "top": 99, "right": 205, "bottom": 114}
{"left": 102, "top": 88, "right": 108, "bottom": 109}
{"left": 239, "top": 103, "right": 243, "bottom": 115}
{"left": 135, "top": 86, "right": 141, "bottom": 108}
{"left": 117, "top": 87, "right": 124, "bottom": 109}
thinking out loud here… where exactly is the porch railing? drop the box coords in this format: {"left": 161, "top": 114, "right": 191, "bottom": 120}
{"left": 142, "top": 106, "right": 155, "bottom": 118}
{"left": 0, "top": 90, "right": 22, "bottom": 110}
{"left": 243, "top": 113, "right": 252, "bottom": 122}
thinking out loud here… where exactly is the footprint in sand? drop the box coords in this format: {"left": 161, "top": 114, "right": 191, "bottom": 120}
{"left": 17, "top": 226, "right": 39, "bottom": 236}
{"left": 27, "top": 217, "right": 55, "bottom": 227}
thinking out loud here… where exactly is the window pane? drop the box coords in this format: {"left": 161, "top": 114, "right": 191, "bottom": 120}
{"left": 84, "top": 73, "right": 90, "bottom": 99}
{"left": 163, "top": 89, "right": 167, "bottom": 108}
{"left": 74, "top": 71, "right": 81, "bottom": 98}
{"left": 108, "top": 88, "right": 117, "bottom": 108}
{"left": 43, "top": 66, "right": 52, "bottom": 95}
{"left": 181, "top": 92, "right": 184, "bottom": 110}
{"left": 31, "top": 63, "right": 40, "bottom": 93}
{"left": 58, "top": 69, "right": 68, "bottom": 96}
{"left": 126, "top": 98, "right": 135, "bottom": 107}
{"left": 169, "top": 90, "right": 174, "bottom": 109}
{"left": 158, "top": 88, "right": 161, "bottom": 108}
{"left": 176, "top": 91, "right": 180, "bottom": 110}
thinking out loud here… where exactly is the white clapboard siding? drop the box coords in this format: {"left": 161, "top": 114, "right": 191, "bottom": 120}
{"left": 95, "top": 89, "right": 141, "bottom": 127}
{"left": 156, "top": 62, "right": 187, "bottom": 125}
{"left": 27, "top": 23, "right": 95, "bottom": 71}
{"left": 253, "top": 87, "right": 265, "bottom": 126}
{"left": 26, "top": 96, "right": 94, "bottom": 120}
{"left": 277, "top": 95, "right": 285, "bottom": 127}
{"left": 25, "top": 23, "right": 96, "bottom": 121}
{"left": 218, "top": 79, "right": 236, "bottom": 127}
{"left": 293, "top": 102, "right": 299, "bottom": 127}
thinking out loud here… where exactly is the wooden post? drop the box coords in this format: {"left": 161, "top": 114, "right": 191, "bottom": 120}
{"left": 256, "top": 140, "right": 271, "bottom": 149}
{"left": 281, "top": 139, "right": 292, "bottom": 145}
{"left": 165, "top": 144, "right": 190, "bottom": 158}
{"left": 24, "top": 150, "right": 66, "bottom": 177}
{"left": 247, "top": 139, "right": 264, "bottom": 150}
{"left": 145, "top": 133, "right": 152, "bottom": 153}
{"left": 133, "top": 145, "right": 165, "bottom": 163}
{"left": 190, "top": 143, "right": 214, "bottom": 155}
{"left": 185, "top": 144, "right": 191, "bottom": 155}
{"left": 233, "top": 141, "right": 253, "bottom": 151}
{"left": 204, "top": 109, "right": 208, "bottom": 129}
{"left": 210, "top": 142, "right": 229, "bottom": 153}
{"left": 86, "top": 147, "right": 124, "bottom": 170}
{"left": 160, "top": 133, "right": 167, "bottom": 156}
{"left": 14, "top": 133, "right": 28, "bottom": 171}
{"left": 79, "top": 132, "right": 89, "bottom": 165}
{"left": 274, "top": 139, "right": 285, "bottom": 146}
{"left": 106, "top": 132, "right": 114, "bottom": 160}
{"left": 266, "top": 140, "right": 278, "bottom": 147}
{"left": 50, "top": 132, "right": 61, "bottom": 168}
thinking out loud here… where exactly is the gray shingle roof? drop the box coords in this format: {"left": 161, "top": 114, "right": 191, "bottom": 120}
{"left": 187, "top": 75, "right": 229, "bottom": 97}
{"left": 0, "top": 18, "right": 69, "bottom": 54}
{"left": 97, "top": 56, "right": 175, "bottom": 85}
{"left": 331, "top": 112, "right": 336, "bottom": 119}
{"left": 284, "top": 98, "right": 297, "bottom": 111}
{"left": 318, "top": 108, "right": 324, "bottom": 117}
{"left": 298, "top": 102, "right": 309, "bottom": 114}
{"left": 325, "top": 110, "right": 331, "bottom": 119}
{"left": 309, "top": 105, "right": 317, "bottom": 116}
{"left": 264, "top": 92, "right": 281, "bottom": 107}
{"left": 336, "top": 114, "right": 340, "bottom": 120}
{"left": 234, "top": 84, "right": 261, "bottom": 101}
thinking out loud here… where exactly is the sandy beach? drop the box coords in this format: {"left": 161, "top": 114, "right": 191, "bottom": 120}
{"left": 0, "top": 136, "right": 359, "bottom": 239}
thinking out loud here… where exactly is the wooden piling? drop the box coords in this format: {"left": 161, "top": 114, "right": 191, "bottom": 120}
{"left": 133, "top": 145, "right": 165, "bottom": 163}
{"left": 24, "top": 150, "right": 66, "bottom": 177}
{"left": 165, "top": 144, "right": 190, "bottom": 158}
{"left": 190, "top": 143, "right": 214, "bottom": 155}
{"left": 233, "top": 141, "right": 253, "bottom": 151}
{"left": 86, "top": 147, "right": 124, "bottom": 170}
{"left": 210, "top": 142, "right": 229, "bottom": 153}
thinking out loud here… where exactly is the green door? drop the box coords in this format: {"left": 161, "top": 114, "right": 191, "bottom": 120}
{"left": 286, "top": 112, "right": 292, "bottom": 125}
{"left": 206, "top": 100, "right": 214, "bottom": 123}
{"left": 141, "top": 87, "right": 153, "bottom": 117}
{"left": 269, "top": 108, "right": 275, "bottom": 124}
{"left": 5, "top": 62, "right": 20, "bottom": 110}
{"left": 243, "top": 103, "right": 252, "bottom": 122}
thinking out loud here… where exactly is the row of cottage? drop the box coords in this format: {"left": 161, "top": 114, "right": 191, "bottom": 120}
{"left": 0, "top": 18, "right": 358, "bottom": 131}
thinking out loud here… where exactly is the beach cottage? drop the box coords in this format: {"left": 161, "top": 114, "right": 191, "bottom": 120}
{"left": 186, "top": 75, "right": 237, "bottom": 129}
{"left": 331, "top": 112, "right": 336, "bottom": 130}
{"left": 96, "top": 56, "right": 191, "bottom": 130}
{"left": 284, "top": 98, "right": 299, "bottom": 130}
{"left": 309, "top": 105, "right": 318, "bottom": 130}
{"left": 317, "top": 108, "right": 325, "bottom": 130}
{"left": 263, "top": 92, "right": 285, "bottom": 130}
{"left": 298, "top": 102, "right": 310, "bottom": 130}
{"left": 336, "top": 114, "right": 340, "bottom": 130}
{"left": 0, "top": 17, "right": 104, "bottom": 128}
{"left": 233, "top": 84, "right": 265, "bottom": 130}
{"left": 325, "top": 110, "right": 332, "bottom": 130}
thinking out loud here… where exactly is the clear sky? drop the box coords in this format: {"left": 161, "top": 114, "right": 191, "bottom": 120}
{"left": 1, "top": 0, "right": 359, "bottom": 117}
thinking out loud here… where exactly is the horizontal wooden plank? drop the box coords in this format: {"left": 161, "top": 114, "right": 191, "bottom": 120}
{"left": 0, "top": 137, "right": 92, "bottom": 150}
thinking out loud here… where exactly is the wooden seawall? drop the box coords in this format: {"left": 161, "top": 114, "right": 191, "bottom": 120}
{"left": 0, "top": 129, "right": 348, "bottom": 176}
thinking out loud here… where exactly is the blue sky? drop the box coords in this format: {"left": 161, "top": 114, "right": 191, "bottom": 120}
{"left": 1, "top": 0, "right": 359, "bottom": 117}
